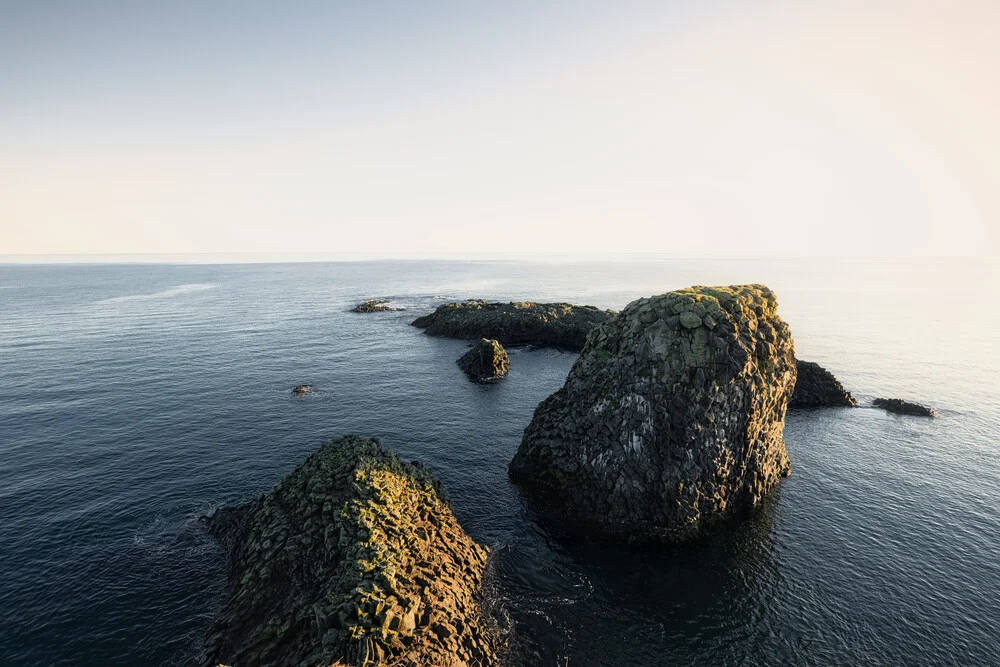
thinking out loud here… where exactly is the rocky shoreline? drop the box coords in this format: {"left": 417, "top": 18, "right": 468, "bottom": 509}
{"left": 203, "top": 436, "right": 501, "bottom": 667}
{"left": 202, "top": 285, "right": 936, "bottom": 661}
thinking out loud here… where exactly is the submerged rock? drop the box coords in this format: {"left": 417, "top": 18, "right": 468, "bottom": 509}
{"left": 411, "top": 300, "right": 615, "bottom": 351}
{"left": 292, "top": 384, "right": 313, "bottom": 397}
{"left": 790, "top": 360, "right": 857, "bottom": 408}
{"left": 874, "top": 398, "right": 934, "bottom": 417}
{"left": 352, "top": 298, "right": 403, "bottom": 313}
{"left": 509, "top": 285, "right": 796, "bottom": 542}
{"left": 458, "top": 338, "right": 510, "bottom": 381}
{"left": 203, "top": 435, "right": 501, "bottom": 667}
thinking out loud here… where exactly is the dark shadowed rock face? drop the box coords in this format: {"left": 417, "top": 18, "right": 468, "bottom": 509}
{"left": 790, "top": 360, "right": 856, "bottom": 408}
{"left": 457, "top": 339, "right": 510, "bottom": 381}
{"left": 203, "top": 436, "right": 501, "bottom": 667}
{"left": 411, "top": 300, "right": 615, "bottom": 351}
{"left": 874, "top": 398, "right": 934, "bottom": 417}
{"left": 509, "top": 285, "right": 796, "bottom": 542}
{"left": 352, "top": 298, "right": 403, "bottom": 313}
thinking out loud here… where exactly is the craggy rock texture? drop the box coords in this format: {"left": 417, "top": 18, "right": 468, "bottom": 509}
{"left": 790, "top": 360, "right": 857, "bottom": 408}
{"left": 509, "top": 285, "right": 797, "bottom": 542}
{"left": 457, "top": 339, "right": 510, "bottom": 381}
{"left": 411, "top": 300, "right": 615, "bottom": 351}
{"left": 292, "top": 384, "right": 313, "bottom": 397}
{"left": 874, "top": 398, "right": 934, "bottom": 417}
{"left": 204, "top": 436, "right": 501, "bottom": 667}
{"left": 352, "top": 298, "right": 403, "bottom": 313}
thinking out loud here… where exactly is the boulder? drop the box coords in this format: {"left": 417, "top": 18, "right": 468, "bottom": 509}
{"left": 457, "top": 338, "right": 510, "bottom": 381}
{"left": 873, "top": 398, "right": 934, "bottom": 417}
{"left": 352, "top": 298, "right": 402, "bottom": 313}
{"left": 509, "top": 285, "right": 796, "bottom": 542}
{"left": 203, "top": 436, "right": 502, "bottom": 667}
{"left": 411, "top": 300, "right": 615, "bottom": 351}
{"left": 790, "top": 360, "right": 857, "bottom": 408}
{"left": 292, "top": 384, "right": 312, "bottom": 397}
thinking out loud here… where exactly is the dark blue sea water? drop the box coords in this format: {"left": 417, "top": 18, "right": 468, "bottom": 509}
{"left": 1, "top": 258, "right": 998, "bottom": 666}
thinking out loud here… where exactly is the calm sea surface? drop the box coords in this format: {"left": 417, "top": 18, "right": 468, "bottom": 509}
{"left": 1, "top": 258, "right": 998, "bottom": 666}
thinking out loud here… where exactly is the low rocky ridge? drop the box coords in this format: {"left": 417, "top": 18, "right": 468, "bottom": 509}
{"left": 457, "top": 339, "right": 509, "bottom": 381}
{"left": 874, "top": 398, "right": 934, "bottom": 417}
{"left": 292, "top": 384, "right": 313, "bottom": 397}
{"left": 509, "top": 285, "right": 796, "bottom": 542}
{"left": 411, "top": 300, "right": 615, "bottom": 351}
{"left": 203, "top": 435, "right": 501, "bottom": 667}
{"left": 353, "top": 298, "right": 403, "bottom": 313}
{"left": 789, "top": 360, "right": 856, "bottom": 408}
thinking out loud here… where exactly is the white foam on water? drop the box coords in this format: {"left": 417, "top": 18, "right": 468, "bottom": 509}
{"left": 96, "top": 283, "right": 218, "bottom": 305}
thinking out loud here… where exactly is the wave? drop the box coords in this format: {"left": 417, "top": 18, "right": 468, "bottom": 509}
{"left": 97, "top": 283, "right": 218, "bottom": 304}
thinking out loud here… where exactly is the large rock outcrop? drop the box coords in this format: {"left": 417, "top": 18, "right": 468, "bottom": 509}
{"left": 790, "top": 360, "right": 856, "bottom": 408}
{"left": 411, "top": 300, "right": 615, "bottom": 351}
{"left": 457, "top": 339, "right": 510, "bottom": 381}
{"left": 509, "top": 285, "right": 796, "bottom": 542}
{"left": 203, "top": 436, "right": 501, "bottom": 667}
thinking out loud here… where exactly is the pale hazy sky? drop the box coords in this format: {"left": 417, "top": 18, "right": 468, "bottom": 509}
{"left": 2, "top": 1, "right": 997, "bottom": 257}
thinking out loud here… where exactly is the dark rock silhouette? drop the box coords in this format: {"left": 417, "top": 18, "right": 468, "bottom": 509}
{"left": 509, "top": 285, "right": 796, "bottom": 542}
{"left": 411, "top": 300, "right": 615, "bottom": 351}
{"left": 292, "top": 384, "right": 312, "bottom": 397}
{"left": 874, "top": 398, "right": 934, "bottom": 417}
{"left": 790, "top": 360, "right": 856, "bottom": 408}
{"left": 203, "top": 436, "right": 502, "bottom": 667}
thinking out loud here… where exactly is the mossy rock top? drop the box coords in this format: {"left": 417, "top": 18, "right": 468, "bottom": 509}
{"left": 204, "top": 436, "right": 501, "bottom": 667}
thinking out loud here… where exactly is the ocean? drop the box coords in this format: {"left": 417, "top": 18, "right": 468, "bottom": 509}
{"left": 1, "top": 258, "right": 998, "bottom": 666}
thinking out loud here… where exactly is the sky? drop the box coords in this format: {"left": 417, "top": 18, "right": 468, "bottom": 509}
{"left": 1, "top": 0, "right": 998, "bottom": 258}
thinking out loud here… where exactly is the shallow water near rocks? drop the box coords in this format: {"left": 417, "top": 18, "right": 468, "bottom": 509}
{"left": 1, "top": 258, "right": 998, "bottom": 666}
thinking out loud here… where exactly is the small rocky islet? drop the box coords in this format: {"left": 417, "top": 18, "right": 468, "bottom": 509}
{"left": 204, "top": 285, "right": 935, "bottom": 663}
{"left": 411, "top": 300, "right": 615, "bottom": 351}
{"left": 204, "top": 436, "right": 501, "bottom": 667}
{"left": 873, "top": 397, "right": 934, "bottom": 417}
{"left": 353, "top": 298, "right": 404, "bottom": 313}
{"left": 457, "top": 339, "right": 509, "bottom": 382}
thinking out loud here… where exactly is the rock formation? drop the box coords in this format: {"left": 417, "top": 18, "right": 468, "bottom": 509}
{"left": 874, "top": 398, "right": 934, "bottom": 417}
{"left": 411, "top": 300, "right": 615, "bottom": 351}
{"left": 292, "top": 384, "right": 313, "bottom": 397}
{"left": 457, "top": 339, "right": 510, "bottom": 381}
{"left": 203, "top": 436, "right": 501, "bottom": 667}
{"left": 352, "top": 298, "right": 403, "bottom": 313}
{"left": 789, "top": 360, "right": 856, "bottom": 408}
{"left": 509, "top": 285, "right": 796, "bottom": 542}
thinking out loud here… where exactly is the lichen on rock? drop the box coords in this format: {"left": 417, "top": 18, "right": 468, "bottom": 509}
{"left": 411, "top": 300, "right": 615, "bottom": 351}
{"left": 203, "top": 436, "right": 501, "bottom": 667}
{"left": 790, "top": 360, "right": 856, "bottom": 408}
{"left": 509, "top": 284, "right": 797, "bottom": 542}
{"left": 457, "top": 339, "right": 509, "bottom": 381}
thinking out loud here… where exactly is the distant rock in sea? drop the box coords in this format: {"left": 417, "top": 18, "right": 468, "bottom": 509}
{"left": 790, "top": 360, "right": 857, "bottom": 408}
{"left": 292, "top": 384, "right": 312, "bottom": 397}
{"left": 203, "top": 436, "right": 501, "bottom": 667}
{"left": 873, "top": 398, "right": 934, "bottom": 417}
{"left": 411, "top": 300, "right": 615, "bottom": 351}
{"left": 458, "top": 338, "right": 510, "bottom": 381}
{"left": 509, "top": 285, "right": 796, "bottom": 542}
{"left": 352, "top": 298, "right": 403, "bottom": 313}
